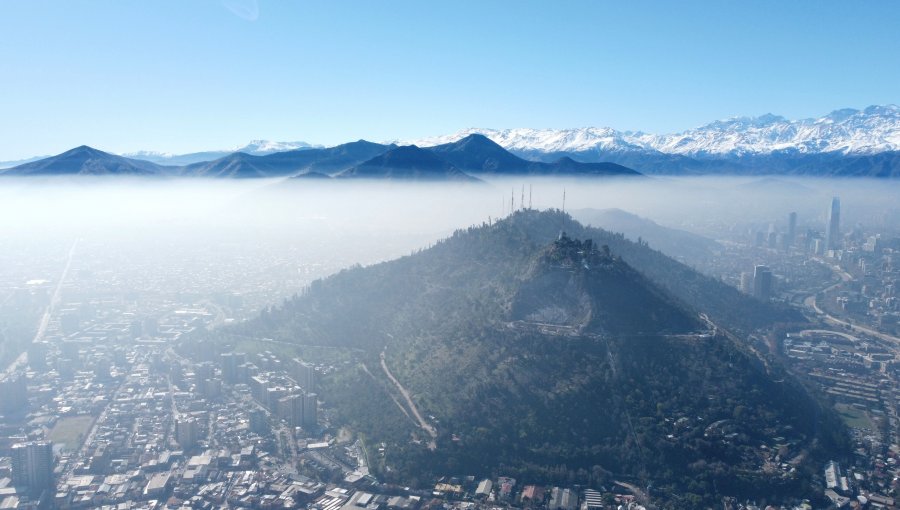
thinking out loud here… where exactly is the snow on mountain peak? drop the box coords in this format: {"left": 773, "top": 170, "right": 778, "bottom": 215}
{"left": 234, "top": 140, "right": 321, "bottom": 154}
{"left": 404, "top": 127, "right": 641, "bottom": 153}
{"left": 405, "top": 105, "right": 900, "bottom": 157}
{"left": 124, "top": 150, "right": 176, "bottom": 158}
{"left": 700, "top": 113, "right": 788, "bottom": 131}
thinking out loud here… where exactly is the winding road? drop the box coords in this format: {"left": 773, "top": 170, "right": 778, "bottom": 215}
{"left": 379, "top": 349, "right": 437, "bottom": 448}
{"left": 803, "top": 259, "right": 900, "bottom": 346}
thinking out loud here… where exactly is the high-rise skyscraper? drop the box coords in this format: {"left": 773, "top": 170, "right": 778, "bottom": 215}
{"left": 292, "top": 358, "right": 316, "bottom": 392}
{"left": 753, "top": 265, "right": 773, "bottom": 300}
{"left": 787, "top": 211, "right": 797, "bottom": 247}
{"left": 767, "top": 228, "right": 778, "bottom": 249}
{"left": 278, "top": 393, "right": 305, "bottom": 429}
{"left": 740, "top": 272, "right": 754, "bottom": 295}
{"left": 249, "top": 409, "right": 269, "bottom": 435}
{"left": 11, "top": 441, "right": 54, "bottom": 496}
{"left": 303, "top": 393, "right": 318, "bottom": 429}
{"left": 825, "top": 197, "right": 841, "bottom": 251}
{"left": 175, "top": 417, "right": 200, "bottom": 449}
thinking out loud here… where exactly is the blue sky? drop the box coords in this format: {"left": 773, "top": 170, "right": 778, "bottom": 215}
{"left": 1, "top": 0, "right": 899, "bottom": 159}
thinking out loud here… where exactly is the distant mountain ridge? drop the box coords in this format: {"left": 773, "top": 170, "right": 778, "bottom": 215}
{"left": 183, "top": 140, "right": 392, "bottom": 178}
{"left": 1, "top": 137, "right": 641, "bottom": 179}
{"left": 0, "top": 155, "right": 49, "bottom": 170}
{"left": 123, "top": 140, "right": 321, "bottom": 165}
{"left": 1, "top": 145, "right": 174, "bottom": 176}
{"left": 336, "top": 145, "right": 480, "bottom": 181}
{"left": 571, "top": 208, "right": 722, "bottom": 266}
{"left": 430, "top": 134, "right": 639, "bottom": 176}
{"left": 7, "top": 105, "right": 899, "bottom": 177}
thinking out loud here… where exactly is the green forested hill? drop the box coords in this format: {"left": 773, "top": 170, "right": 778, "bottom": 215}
{"left": 228, "top": 210, "right": 842, "bottom": 508}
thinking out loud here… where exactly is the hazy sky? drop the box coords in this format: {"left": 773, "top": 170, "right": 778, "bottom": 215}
{"left": 2, "top": 0, "right": 899, "bottom": 159}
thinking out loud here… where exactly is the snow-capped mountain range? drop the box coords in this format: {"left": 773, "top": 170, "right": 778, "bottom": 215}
{"left": 405, "top": 105, "right": 900, "bottom": 157}
{"left": 117, "top": 104, "right": 900, "bottom": 167}
{"left": 3, "top": 105, "right": 898, "bottom": 176}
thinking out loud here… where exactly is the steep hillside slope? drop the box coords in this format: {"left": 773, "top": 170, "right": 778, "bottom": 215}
{"left": 225, "top": 211, "right": 843, "bottom": 508}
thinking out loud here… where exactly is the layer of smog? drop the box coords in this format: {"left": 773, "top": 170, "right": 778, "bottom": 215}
{"left": 2, "top": 175, "right": 899, "bottom": 509}
{"left": 2, "top": 175, "right": 897, "bottom": 326}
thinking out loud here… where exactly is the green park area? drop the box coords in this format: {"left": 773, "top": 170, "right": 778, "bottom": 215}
{"left": 835, "top": 403, "right": 875, "bottom": 430}
{"left": 48, "top": 415, "right": 95, "bottom": 451}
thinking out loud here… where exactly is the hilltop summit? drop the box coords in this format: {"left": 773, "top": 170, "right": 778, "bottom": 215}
{"left": 1, "top": 145, "right": 169, "bottom": 176}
